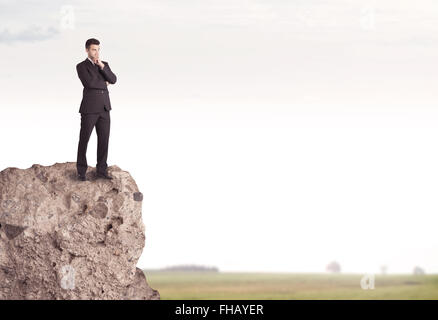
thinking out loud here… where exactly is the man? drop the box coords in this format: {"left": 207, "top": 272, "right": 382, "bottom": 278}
{"left": 76, "top": 38, "right": 117, "bottom": 181}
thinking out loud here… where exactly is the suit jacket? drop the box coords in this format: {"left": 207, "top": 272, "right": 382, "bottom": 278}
{"left": 76, "top": 58, "right": 117, "bottom": 114}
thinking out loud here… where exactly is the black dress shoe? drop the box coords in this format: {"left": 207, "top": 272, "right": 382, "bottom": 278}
{"left": 96, "top": 172, "right": 113, "bottom": 180}
{"left": 78, "top": 174, "right": 86, "bottom": 181}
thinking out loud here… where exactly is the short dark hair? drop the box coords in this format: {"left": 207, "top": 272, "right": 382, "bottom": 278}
{"left": 85, "top": 38, "right": 100, "bottom": 49}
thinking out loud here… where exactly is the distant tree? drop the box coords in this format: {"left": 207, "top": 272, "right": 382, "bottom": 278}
{"left": 160, "top": 264, "right": 219, "bottom": 272}
{"left": 413, "top": 266, "right": 425, "bottom": 275}
{"left": 326, "top": 261, "right": 341, "bottom": 273}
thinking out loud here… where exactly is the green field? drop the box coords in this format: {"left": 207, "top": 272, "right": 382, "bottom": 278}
{"left": 143, "top": 271, "right": 438, "bottom": 299}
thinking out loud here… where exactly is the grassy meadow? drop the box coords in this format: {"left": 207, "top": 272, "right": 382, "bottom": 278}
{"left": 143, "top": 271, "right": 438, "bottom": 300}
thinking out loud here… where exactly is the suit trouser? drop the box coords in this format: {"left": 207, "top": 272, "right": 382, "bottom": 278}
{"left": 76, "top": 110, "right": 110, "bottom": 176}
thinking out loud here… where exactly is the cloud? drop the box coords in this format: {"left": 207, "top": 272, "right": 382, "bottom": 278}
{"left": 0, "top": 0, "right": 76, "bottom": 43}
{"left": 0, "top": 25, "right": 59, "bottom": 44}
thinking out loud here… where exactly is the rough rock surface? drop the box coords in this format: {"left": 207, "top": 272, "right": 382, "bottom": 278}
{"left": 0, "top": 162, "right": 159, "bottom": 300}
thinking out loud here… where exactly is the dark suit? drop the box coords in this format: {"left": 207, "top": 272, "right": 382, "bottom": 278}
{"left": 76, "top": 58, "right": 117, "bottom": 176}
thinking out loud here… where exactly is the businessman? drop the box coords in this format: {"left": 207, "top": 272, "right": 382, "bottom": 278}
{"left": 76, "top": 38, "right": 117, "bottom": 181}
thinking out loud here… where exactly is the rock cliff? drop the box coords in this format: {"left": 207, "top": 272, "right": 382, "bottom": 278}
{"left": 0, "top": 162, "right": 159, "bottom": 300}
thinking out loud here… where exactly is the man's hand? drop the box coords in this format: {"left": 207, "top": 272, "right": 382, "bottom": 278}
{"left": 106, "top": 81, "right": 109, "bottom": 86}
{"left": 94, "top": 54, "right": 105, "bottom": 69}
{"left": 91, "top": 55, "right": 117, "bottom": 84}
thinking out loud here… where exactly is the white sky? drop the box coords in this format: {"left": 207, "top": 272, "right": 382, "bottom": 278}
{"left": 1, "top": 0, "right": 438, "bottom": 274}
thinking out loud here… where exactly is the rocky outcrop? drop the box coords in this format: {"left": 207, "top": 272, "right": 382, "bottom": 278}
{"left": 0, "top": 162, "right": 159, "bottom": 300}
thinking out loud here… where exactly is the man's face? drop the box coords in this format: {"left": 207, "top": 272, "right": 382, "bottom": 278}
{"left": 86, "top": 44, "right": 100, "bottom": 60}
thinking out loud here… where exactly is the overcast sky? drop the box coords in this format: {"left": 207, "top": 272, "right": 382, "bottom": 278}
{"left": 1, "top": 0, "right": 438, "bottom": 274}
